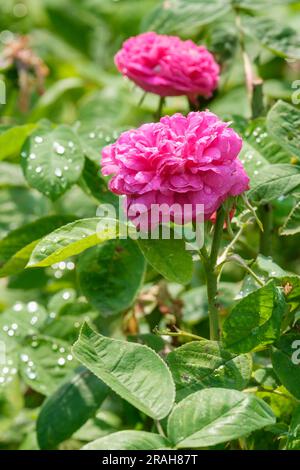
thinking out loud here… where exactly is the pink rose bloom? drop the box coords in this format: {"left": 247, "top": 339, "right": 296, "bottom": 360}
{"left": 115, "top": 32, "right": 219, "bottom": 100}
{"left": 101, "top": 111, "right": 249, "bottom": 227}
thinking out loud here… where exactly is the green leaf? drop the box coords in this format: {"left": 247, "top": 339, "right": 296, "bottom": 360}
{"left": 0, "top": 163, "right": 26, "bottom": 188}
{"left": 19, "top": 336, "right": 77, "bottom": 396}
{"left": 0, "top": 353, "right": 19, "bottom": 389}
{"left": 137, "top": 233, "right": 193, "bottom": 284}
{"left": 142, "top": 0, "right": 231, "bottom": 35}
{"left": 79, "top": 157, "right": 119, "bottom": 206}
{"left": 127, "top": 334, "right": 165, "bottom": 353}
{"left": 248, "top": 164, "right": 300, "bottom": 205}
{"left": 243, "top": 118, "right": 291, "bottom": 166}
{"left": 280, "top": 201, "right": 300, "bottom": 236}
{"left": 0, "top": 124, "right": 36, "bottom": 161}
{"left": 167, "top": 340, "right": 252, "bottom": 401}
{"left": 37, "top": 367, "right": 108, "bottom": 449}
{"left": 272, "top": 333, "right": 300, "bottom": 400}
{"left": 255, "top": 255, "right": 291, "bottom": 279}
{"left": 27, "top": 217, "right": 118, "bottom": 267}
{"left": 72, "top": 323, "right": 175, "bottom": 420}
{"left": 21, "top": 125, "right": 84, "bottom": 200}
{"left": 77, "top": 239, "right": 145, "bottom": 317}
{"left": 239, "top": 141, "right": 270, "bottom": 185}
{"left": 253, "top": 368, "right": 280, "bottom": 390}
{"left": 82, "top": 431, "right": 171, "bottom": 450}
{"left": 243, "top": 17, "right": 300, "bottom": 60}
{"left": 286, "top": 406, "right": 300, "bottom": 450}
{"left": 0, "top": 302, "right": 47, "bottom": 339}
{"left": 0, "top": 215, "right": 75, "bottom": 277}
{"left": 267, "top": 101, "right": 300, "bottom": 160}
{"left": 167, "top": 388, "right": 275, "bottom": 448}
{"left": 222, "top": 282, "right": 286, "bottom": 353}
{"left": 75, "top": 121, "right": 123, "bottom": 164}
{"left": 47, "top": 289, "right": 77, "bottom": 315}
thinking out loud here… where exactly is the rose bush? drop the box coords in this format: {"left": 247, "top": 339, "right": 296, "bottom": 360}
{"left": 0, "top": 0, "right": 300, "bottom": 455}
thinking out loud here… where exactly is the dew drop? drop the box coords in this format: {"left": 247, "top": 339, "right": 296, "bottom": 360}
{"left": 53, "top": 142, "right": 65, "bottom": 155}
{"left": 34, "top": 136, "right": 43, "bottom": 144}
{"left": 13, "top": 303, "right": 23, "bottom": 312}
{"left": 11, "top": 323, "right": 18, "bottom": 330}
{"left": 30, "top": 316, "right": 38, "bottom": 325}
{"left": 27, "top": 301, "right": 38, "bottom": 313}
{"left": 29, "top": 153, "right": 36, "bottom": 160}
{"left": 28, "top": 372, "right": 37, "bottom": 380}
{"left": 7, "top": 330, "right": 14, "bottom": 336}
{"left": 62, "top": 292, "right": 70, "bottom": 300}
{"left": 20, "top": 354, "right": 29, "bottom": 362}
{"left": 89, "top": 132, "right": 95, "bottom": 139}
{"left": 67, "top": 354, "right": 73, "bottom": 361}
{"left": 35, "top": 166, "right": 42, "bottom": 174}
{"left": 55, "top": 168, "right": 62, "bottom": 177}
{"left": 59, "top": 347, "right": 65, "bottom": 353}
{"left": 58, "top": 357, "right": 65, "bottom": 366}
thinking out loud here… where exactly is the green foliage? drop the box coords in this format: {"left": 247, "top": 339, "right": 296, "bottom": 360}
{"left": 267, "top": 101, "right": 300, "bottom": 160}
{"left": 272, "top": 333, "right": 300, "bottom": 400}
{"left": 137, "top": 234, "right": 193, "bottom": 284}
{"left": 222, "top": 282, "right": 286, "bottom": 353}
{"left": 21, "top": 125, "right": 84, "bottom": 200}
{"left": 1, "top": 0, "right": 300, "bottom": 452}
{"left": 77, "top": 240, "right": 145, "bottom": 316}
{"left": 82, "top": 431, "right": 170, "bottom": 450}
{"left": 167, "top": 388, "right": 275, "bottom": 448}
{"left": 37, "top": 367, "right": 108, "bottom": 449}
{"left": 167, "top": 340, "right": 252, "bottom": 400}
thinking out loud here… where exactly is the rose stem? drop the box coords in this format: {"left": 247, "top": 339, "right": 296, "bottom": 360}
{"left": 200, "top": 206, "right": 226, "bottom": 341}
{"left": 156, "top": 96, "right": 165, "bottom": 120}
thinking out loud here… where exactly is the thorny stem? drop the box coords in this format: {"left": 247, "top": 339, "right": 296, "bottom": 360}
{"left": 200, "top": 207, "right": 226, "bottom": 341}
